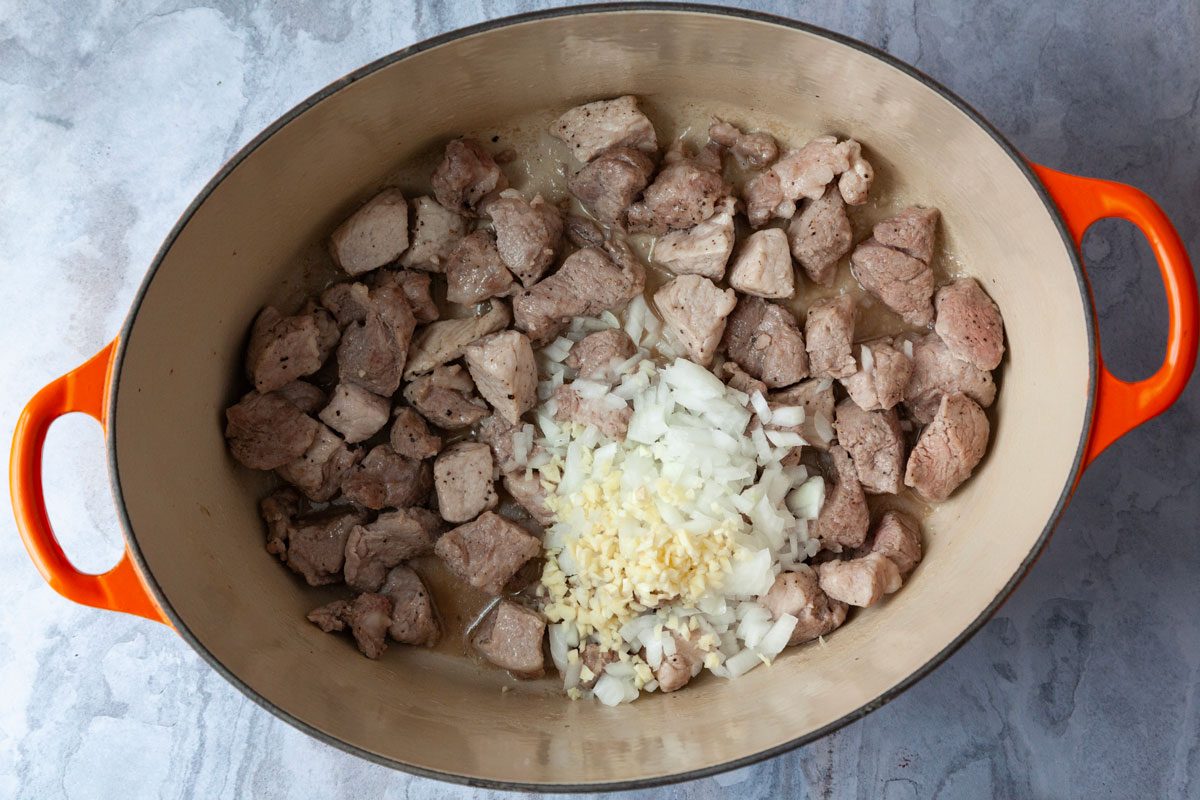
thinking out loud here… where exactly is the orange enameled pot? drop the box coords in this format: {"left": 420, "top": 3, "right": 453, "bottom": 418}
{"left": 9, "top": 5, "right": 1197, "bottom": 791}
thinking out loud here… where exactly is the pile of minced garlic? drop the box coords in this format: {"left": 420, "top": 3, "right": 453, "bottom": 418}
{"left": 517, "top": 300, "right": 826, "bottom": 704}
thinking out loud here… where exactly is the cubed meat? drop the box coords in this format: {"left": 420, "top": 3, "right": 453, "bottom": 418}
{"left": 245, "top": 306, "right": 330, "bottom": 393}
{"left": 513, "top": 247, "right": 644, "bottom": 344}
{"left": 336, "top": 286, "right": 416, "bottom": 396}
{"left": 728, "top": 228, "right": 794, "bottom": 299}
{"left": 719, "top": 361, "right": 768, "bottom": 397}
{"left": 476, "top": 414, "right": 524, "bottom": 473}
{"left": 276, "top": 424, "right": 361, "bottom": 502}
{"left": 549, "top": 95, "right": 658, "bottom": 163}
{"left": 627, "top": 156, "right": 729, "bottom": 234}
{"left": 404, "top": 301, "right": 511, "bottom": 378}
{"left": 318, "top": 383, "right": 390, "bottom": 444}
{"left": 402, "top": 364, "right": 490, "bottom": 430}
{"left": 389, "top": 407, "right": 442, "bottom": 460}
{"left": 905, "top": 392, "right": 990, "bottom": 501}
{"left": 473, "top": 599, "right": 547, "bottom": 678}
{"left": 811, "top": 445, "right": 869, "bottom": 552}
{"left": 708, "top": 118, "right": 778, "bottom": 169}
{"left": 569, "top": 146, "right": 656, "bottom": 227}
{"left": 464, "top": 330, "right": 538, "bottom": 424}
{"left": 565, "top": 214, "right": 606, "bottom": 249}
{"left": 431, "top": 138, "right": 508, "bottom": 215}
{"left": 340, "top": 444, "right": 433, "bottom": 510}
{"left": 488, "top": 191, "right": 563, "bottom": 286}
{"left": 553, "top": 384, "right": 632, "bottom": 441}
{"left": 502, "top": 470, "right": 555, "bottom": 525}
{"left": 319, "top": 283, "right": 372, "bottom": 330}
{"left": 652, "top": 196, "right": 736, "bottom": 281}
{"left": 654, "top": 274, "right": 737, "bottom": 366}
{"left": 769, "top": 378, "right": 836, "bottom": 451}
{"left": 934, "top": 278, "right": 1005, "bottom": 371}
{"left": 444, "top": 230, "right": 516, "bottom": 305}
{"left": 344, "top": 507, "right": 443, "bottom": 592}
{"left": 850, "top": 240, "right": 935, "bottom": 328}
{"left": 260, "top": 487, "right": 303, "bottom": 558}
{"left": 308, "top": 593, "right": 394, "bottom": 658}
{"left": 903, "top": 332, "right": 997, "bottom": 423}
{"left": 372, "top": 268, "right": 439, "bottom": 323}
{"left": 788, "top": 186, "right": 852, "bottom": 287}
{"left": 435, "top": 511, "right": 541, "bottom": 595}
{"left": 834, "top": 398, "right": 905, "bottom": 494}
{"left": 329, "top": 188, "right": 409, "bottom": 276}
{"left": 721, "top": 296, "right": 808, "bottom": 389}
{"left": 434, "top": 442, "right": 498, "bottom": 524}
{"left": 654, "top": 631, "right": 704, "bottom": 693}
{"left": 869, "top": 510, "right": 923, "bottom": 577}
{"left": 225, "top": 390, "right": 319, "bottom": 470}
{"left": 744, "top": 135, "right": 864, "bottom": 226}
{"left": 817, "top": 552, "right": 902, "bottom": 607}
{"left": 873, "top": 206, "right": 939, "bottom": 264}
{"left": 381, "top": 565, "right": 440, "bottom": 646}
{"left": 400, "top": 196, "right": 468, "bottom": 272}
{"left": 275, "top": 380, "right": 326, "bottom": 415}
{"left": 839, "top": 338, "right": 913, "bottom": 411}
{"left": 565, "top": 329, "right": 637, "bottom": 380}
{"left": 805, "top": 295, "right": 857, "bottom": 379}
{"left": 837, "top": 140, "right": 874, "bottom": 205}
{"left": 760, "top": 566, "right": 849, "bottom": 645}
{"left": 579, "top": 642, "right": 618, "bottom": 689}
{"left": 282, "top": 506, "right": 368, "bottom": 586}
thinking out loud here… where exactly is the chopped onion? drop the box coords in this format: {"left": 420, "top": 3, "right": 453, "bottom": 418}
{"left": 770, "top": 405, "right": 805, "bottom": 427}
{"left": 749, "top": 391, "right": 772, "bottom": 424}
{"left": 723, "top": 648, "right": 764, "bottom": 679}
{"left": 860, "top": 344, "right": 874, "bottom": 373}
{"left": 758, "top": 614, "right": 798, "bottom": 661}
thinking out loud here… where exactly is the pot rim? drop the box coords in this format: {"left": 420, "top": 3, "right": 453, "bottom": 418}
{"left": 105, "top": 2, "right": 1096, "bottom": 792}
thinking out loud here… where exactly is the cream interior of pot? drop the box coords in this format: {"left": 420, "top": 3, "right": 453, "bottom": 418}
{"left": 112, "top": 9, "right": 1091, "bottom": 788}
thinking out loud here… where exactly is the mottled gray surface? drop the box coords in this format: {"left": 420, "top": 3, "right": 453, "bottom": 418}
{"left": 1, "top": 1, "right": 1197, "bottom": 797}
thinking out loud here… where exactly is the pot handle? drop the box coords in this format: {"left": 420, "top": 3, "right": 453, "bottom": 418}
{"left": 9, "top": 339, "right": 168, "bottom": 624}
{"left": 1033, "top": 163, "right": 1198, "bottom": 468}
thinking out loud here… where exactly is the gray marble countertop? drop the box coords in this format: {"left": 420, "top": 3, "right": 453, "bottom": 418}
{"left": 2, "top": 1, "right": 1198, "bottom": 797}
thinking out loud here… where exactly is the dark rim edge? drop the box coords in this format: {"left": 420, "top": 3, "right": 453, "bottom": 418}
{"left": 105, "top": 2, "right": 1097, "bottom": 793}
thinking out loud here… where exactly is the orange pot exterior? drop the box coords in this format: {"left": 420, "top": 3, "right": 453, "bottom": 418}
{"left": 9, "top": 339, "right": 168, "bottom": 625}
{"left": 1032, "top": 164, "right": 1199, "bottom": 471}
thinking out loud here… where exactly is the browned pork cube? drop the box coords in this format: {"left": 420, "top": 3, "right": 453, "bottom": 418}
{"left": 743, "top": 135, "right": 861, "bottom": 226}
{"left": 389, "top": 407, "right": 442, "bottom": 460}
{"left": 934, "top": 278, "right": 1006, "bottom": 371}
{"left": 652, "top": 197, "right": 737, "bottom": 280}
{"left": 488, "top": 191, "right": 563, "bottom": 286}
{"left": 654, "top": 632, "right": 704, "bottom": 693}
{"left": 381, "top": 565, "right": 440, "bottom": 646}
{"left": 728, "top": 228, "right": 794, "bottom": 299}
{"left": 225, "top": 390, "right": 319, "bottom": 471}
{"left": 336, "top": 286, "right": 416, "bottom": 397}
{"left": 513, "top": 247, "right": 644, "bottom": 344}
{"left": 464, "top": 330, "right": 538, "bottom": 425}
{"left": 276, "top": 425, "right": 361, "bottom": 502}
{"left": 404, "top": 302, "right": 511, "bottom": 378}
{"left": 476, "top": 413, "right": 523, "bottom": 473}
{"left": 805, "top": 295, "right": 857, "bottom": 379}
{"left": 344, "top": 508, "right": 443, "bottom": 592}
{"left": 320, "top": 283, "right": 371, "bottom": 329}
{"left": 340, "top": 445, "right": 432, "bottom": 510}
{"left": 850, "top": 240, "right": 935, "bottom": 328}
{"left": 553, "top": 385, "right": 632, "bottom": 441}
{"left": 834, "top": 399, "right": 906, "bottom": 495}
{"left": 905, "top": 392, "right": 991, "bottom": 501}
{"left": 308, "top": 592, "right": 394, "bottom": 658}
{"left": 329, "top": 188, "right": 409, "bottom": 276}
{"left": 788, "top": 186, "right": 852, "bottom": 287}
{"left": 721, "top": 296, "right": 808, "bottom": 389}
{"left": 838, "top": 140, "right": 874, "bottom": 205}
{"left": 318, "top": 383, "right": 390, "bottom": 444}
{"left": 435, "top": 511, "right": 541, "bottom": 595}
{"left": 654, "top": 274, "right": 737, "bottom": 367}
{"left": 719, "top": 361, "right": 767, "bottom": 397}
{"left": 444, "top": 230, "right": 516, "bottom": 305}
{"left": 434, "top": 442, "right": 498, "bottom": 524}
{"left": 431, "top": 138, "right": 508, "bottom": 215}
{"left": 817, "top": 553, "right": 902, "bottom": 607}
{"left": 245, "top": 306, "right": 333, "bottom": 393}
{"left": 839, "top": 338, "right": 913, "bottom": 412}
{"left": 283, "top": 506, "right": 369, "bottom": 586}
{"left": 503, "top": 470, "right": 555, "bottom": 525}
{"left": 811, "top": 445, "right": 869, "bottom": 552}
{"left": 276, "top": 380, "right": 326, "bottom": 415}
{"left": 549, "top": 95, "right": 658, "bottom": 163}
{"left": 627, "top": 157, "right": 729, "bottom": 234}
{"left": 903, "top": 332, "right": 997, "bottom": 423}
{"left": 403, "top": 365, "right": 490, "bottom": 430}
{"left": 760, "top": 566, "right": 849, "bottom": 645}
{"left": 373, "top": 268, "right": 439, "bottom": 323}
{"left": 566, "top": 329, "right": 638, "bottom": 380}
{"left": 260, "top": 487, "right": 303, "bottom": 558}
{"left": 569, "top": 146, "right": 656, "bottom": 227}
{"left": 873, "top": 206, "right": 939, "bottom": 264}
{"left": 708, "top": 118, "right": 778, "bottom": 169}
{"left": 869, "top": 510, "right": 923, "bottom": 577}
{"left": 399, "top": 196, "right": 468, "bottom": 272}
{"left": 473, "top": 599, "right": 547, "bottom": 678}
